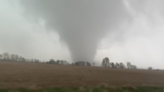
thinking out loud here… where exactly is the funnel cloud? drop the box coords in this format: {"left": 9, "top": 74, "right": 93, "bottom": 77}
{"left": 20, "top": 0, "right": 131, "bottom": 62}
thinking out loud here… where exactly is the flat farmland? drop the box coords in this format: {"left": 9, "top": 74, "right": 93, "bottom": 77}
{"left": 0, "top": 61, "right": 164, "bottom": 89}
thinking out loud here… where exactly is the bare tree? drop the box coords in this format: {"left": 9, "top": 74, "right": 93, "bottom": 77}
{"left": 111, "top": 62, "right": 115, "bottom": 68}
{"left": 18, "top": 56, "right": 26, "bottom": 62}
{"left": 115, "top": 62, "right": 120, "bottom": 68}
{"left": 0, "top": 54, "right": 3, "bottom": 60}
{"left": 3, "top": 53, "right": 7, "bottom": 60}
{"left": 3, "top": 52, "right": 10, "bottom": 61}
{"left": 119, "top": 62, "right": 125, "bottom": 69}
{"left": 75, "top": 61, "right": 84, "bottom": 66}
{"left": 63, "top": 60, "right": 69, "bottom": 65}
{"left": 18, "top": 56, "right": 22, "bottom": 62}
{"left": 15, "top": 54, "right": 19, "bottom": 61}
{"left": 11, "top": 54, "right": 16, "bottom": 61}
{"left": 101, "top": 57, "right": 110, "bottom": 67}
{"left": 56, "top": 60, "right": 60, "bottom": 64}
{"left": 60, "top": 60, "right": 64, "bottom": 64}
{"left": 86, "top": 62, "right": 91, "bottom": 66}
{"left": 74, "top": 61, "right": 91, "bottom": 66}
{"left": 126, "top": 62, "right": 131, "bottom": 69}
{"left": 48, "top": 59, "right": 56, "bottom": 64}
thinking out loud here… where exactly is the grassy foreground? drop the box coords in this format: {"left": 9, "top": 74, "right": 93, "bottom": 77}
{"left": 0, "top": 86, "right": 164, "bottom": 92}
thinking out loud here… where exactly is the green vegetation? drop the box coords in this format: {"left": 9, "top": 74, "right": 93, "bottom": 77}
{"left": 0, "top": 86, "right": 164, "bottom": 92}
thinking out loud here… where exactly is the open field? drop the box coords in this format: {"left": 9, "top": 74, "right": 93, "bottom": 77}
{"left": 0, "top": 61, "right": 164, "bottom": 89}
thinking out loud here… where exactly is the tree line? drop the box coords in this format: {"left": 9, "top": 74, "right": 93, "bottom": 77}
{"left": 101, "top": 57, "right": 136, "bottom": 69}
{"left": 0, "top": 52, "right": 69, "bottom": 65}
{"left": 0, "top": 52, "right": 29, "bottom": 62}
{"left": 0, "top": 52, "right": 153, "bottom": 70}
{"left": 0, "top": 53, "right": 92, "bottom": 66}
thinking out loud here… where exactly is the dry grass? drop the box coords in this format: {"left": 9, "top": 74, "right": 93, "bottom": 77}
{"left": 0, "top": 61, "right": 164, "bottom": 89}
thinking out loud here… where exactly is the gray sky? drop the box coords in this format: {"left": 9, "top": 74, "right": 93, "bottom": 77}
{"left": 0, "top": 0, "right": 164, "bottom": 69}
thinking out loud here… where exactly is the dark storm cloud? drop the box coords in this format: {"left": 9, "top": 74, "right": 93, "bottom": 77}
{"left": 19, "top": 0, "right": 131, "bottom": 62}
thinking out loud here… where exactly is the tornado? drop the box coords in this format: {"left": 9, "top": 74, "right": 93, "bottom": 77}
{"left": 19, "top": 0, "right": 130, "bottom": 62}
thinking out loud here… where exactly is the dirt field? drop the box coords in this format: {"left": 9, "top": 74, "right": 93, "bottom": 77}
{"left": 0, "top": 61, "right": 164, "bottom": 89}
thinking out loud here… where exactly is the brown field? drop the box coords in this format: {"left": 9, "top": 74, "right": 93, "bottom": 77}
{"left": 0, "top": 61, "right": 164, "bottom": 89}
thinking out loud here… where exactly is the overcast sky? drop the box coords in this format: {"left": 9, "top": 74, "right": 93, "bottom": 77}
{"left": 0, "top": 0, "right": 164, "bottom": 69}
